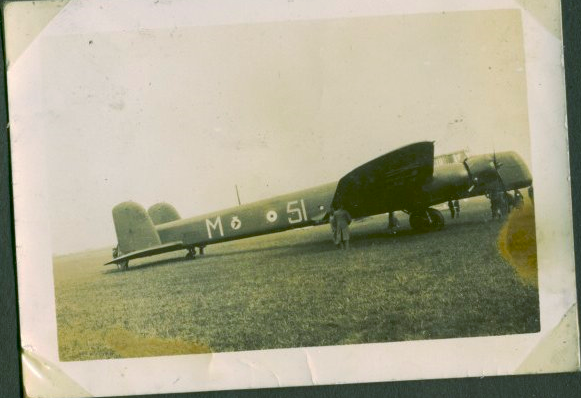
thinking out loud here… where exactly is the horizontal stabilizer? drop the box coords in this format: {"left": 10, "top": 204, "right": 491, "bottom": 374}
{"left": 104, "top": 241, "right": 185, "bottom": 265}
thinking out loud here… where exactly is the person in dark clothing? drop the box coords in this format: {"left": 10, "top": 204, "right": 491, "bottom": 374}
{"left": 388, "top": 211, "right": 399, "bottom": 234}
{"left": 329, "top": 209, "right": 337, "bottom": 238}
{"left": 489, "top": 190, "right": 507, "bottom": 219}
{"left": 505, "top": 192, "right": 515, "bottom": 213}
{"left": 514, "top": 189, "right": 524, "bottom": 209}
{"left": 448, "top": 200, "right": 456, "bottom": 219}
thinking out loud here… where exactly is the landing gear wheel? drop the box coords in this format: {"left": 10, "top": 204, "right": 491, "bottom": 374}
{"left": 112, "top": 245, "right": 119, "bottom": 259}
{"left": 426, "top": 208, "right": 445, "bottom": 230}
{"left": 409, "top": 208, "right": 445, "bottom": 231}
{"left": 185, "top": 247, "right": 196, "bottom": 260}
{"left": 117, "top": 260, "right": 129, "bottom": 271}
{"left": 409, "top": 211, "right": 430, "bottom": 231}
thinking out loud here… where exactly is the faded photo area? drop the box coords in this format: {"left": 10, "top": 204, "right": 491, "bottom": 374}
{"left": 40, "top": 10, "right": 539, "bottom": 360}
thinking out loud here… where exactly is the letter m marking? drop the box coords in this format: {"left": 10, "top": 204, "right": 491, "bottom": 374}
{"left": 206, "top": 216, "right": 224, "bottom": 239}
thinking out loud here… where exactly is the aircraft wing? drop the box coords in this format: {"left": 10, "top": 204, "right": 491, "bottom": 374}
{"left": 332, "top": 141, "right": 434, "bottom": 217}
{"left": 104, "top": 241, "right": 185, "bottom": 265}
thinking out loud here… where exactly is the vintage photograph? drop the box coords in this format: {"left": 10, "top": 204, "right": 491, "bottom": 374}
{"left": 41, "top": 9, "right": 540, "bottom": 360}
{"left": 5, "top": 0, "right": 577, "bottom": 397}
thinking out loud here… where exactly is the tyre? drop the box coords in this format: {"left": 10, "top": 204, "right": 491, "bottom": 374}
{"left": 409, "top": 208, "right": 445, "bottom": 231}
{"left": 409, "top": 211, "right": 431, "bottom": 231}
{"left": 426, "top": 208, "right": 445, "bottom": 230}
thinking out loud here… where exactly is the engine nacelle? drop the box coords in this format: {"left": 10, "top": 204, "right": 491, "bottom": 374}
{"left": 464, "top": 155, "right": 500, "bottom": 189}
{"left": 464, "top": 151, "right": 532, "bottom": 191}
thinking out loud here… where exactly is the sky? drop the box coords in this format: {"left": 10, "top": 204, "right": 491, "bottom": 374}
{"left": 13, "top": 9, "right": 531, "bottom": 254}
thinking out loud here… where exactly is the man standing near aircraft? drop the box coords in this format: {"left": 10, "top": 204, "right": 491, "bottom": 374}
{"left": 514, "top": 189, "right": 524, "bottom": 209}
{"left": 333, "top": 206, "right": 352, "bottom": 250}
{"left": 453, "top": 199, "right": 460, "bottom": 218}
{"left": 388, "top": 212, "right": 399, "bottom": 234}
{"left": 448, "top": 200, "right": 456, "bottom": 218}
{"left": 505, "top": 191, "right": 515, "bottom": 213}
{"left": 448, "top": 200, "right": 456, "bottom": 219}
{"left": 329, "top": 208, "right": 337, "bottom": 237}
{"left": 489, "top": 190, "right": 508, "bottom": 219}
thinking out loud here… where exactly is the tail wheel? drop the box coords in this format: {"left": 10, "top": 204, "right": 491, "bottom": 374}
{"left": 117, "top": 260, "right": 129, "bottom": 271}
{"left": 185, "top": 247, "right": 196, "bottom": 260}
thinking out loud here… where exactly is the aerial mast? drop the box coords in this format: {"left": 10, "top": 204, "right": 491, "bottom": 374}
{"left": 235, "top": 184, "right": 241, "bottom": 206}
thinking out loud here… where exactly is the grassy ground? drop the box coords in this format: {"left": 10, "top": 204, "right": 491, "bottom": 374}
{"left": 53, "top": 197, "right": 539, "bottom": 361}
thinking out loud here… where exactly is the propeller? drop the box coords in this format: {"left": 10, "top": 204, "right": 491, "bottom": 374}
{"left": 491, "top": 151, "right": 507, "bottom": 192}
{"left": 466, "top": 150, "right": 505, "bottom": 194}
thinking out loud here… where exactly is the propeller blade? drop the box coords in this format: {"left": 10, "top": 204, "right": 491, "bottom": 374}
{"left": 491, "top": 151, "right": 507, "bottom": 191}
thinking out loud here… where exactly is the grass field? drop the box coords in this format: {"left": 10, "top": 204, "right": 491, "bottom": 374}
{"left": 53, "top": 197, "right": 539, "bottom": 361}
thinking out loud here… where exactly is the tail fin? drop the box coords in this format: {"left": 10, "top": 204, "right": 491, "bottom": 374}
{"left": 147, "top": 202, "right": 181, "bottom": 225}
{"left": 112, "top": 201, "right": 161, "bottom": 255}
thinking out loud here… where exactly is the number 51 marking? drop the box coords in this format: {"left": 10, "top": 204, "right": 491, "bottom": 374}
{"left": 287, "top": 199, "right": 308, "bottom": 224}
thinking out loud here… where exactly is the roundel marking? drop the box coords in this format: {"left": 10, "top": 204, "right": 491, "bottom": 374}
{"left": 230, "top": 216, "right": 242, "bottom": 230}
{"left": 266, "top": 210, "right": 278, "bottom": 223}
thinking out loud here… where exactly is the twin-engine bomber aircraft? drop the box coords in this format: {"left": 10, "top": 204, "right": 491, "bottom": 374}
{"left": 106, "top": 142, "right": 532, "bottom": 270}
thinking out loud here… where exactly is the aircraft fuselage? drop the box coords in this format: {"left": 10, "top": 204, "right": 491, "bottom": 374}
{"left": 155, "top": 151, "right": 531, "bottom": 248}
{"left": 156, "top": 182, "right": 338, "bottom": 247}
{"left": 106, "top": 143, "right": 532, "bottom": 268}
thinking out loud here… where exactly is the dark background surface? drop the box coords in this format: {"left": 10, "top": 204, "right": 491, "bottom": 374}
{"left": 1, "top": 1, "right": 580, "bottom": 397}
